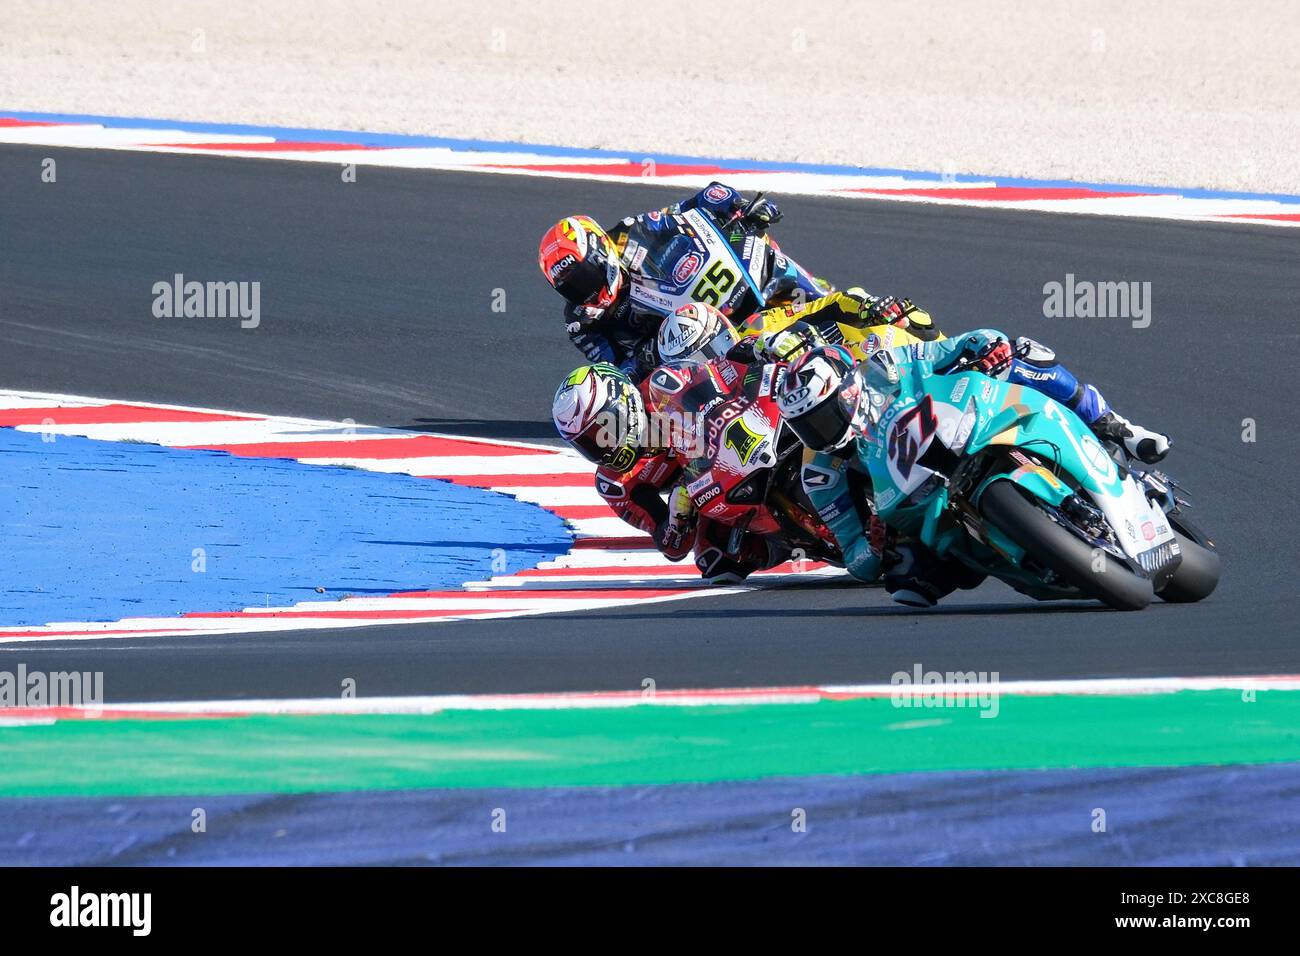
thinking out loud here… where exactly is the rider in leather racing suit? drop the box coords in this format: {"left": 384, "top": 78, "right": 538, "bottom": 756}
{"left": 551, "top": 329, "right": 784, "bottom": 584}
{"left": 538, "top": 182, "right": 786, "bottom": 380}
{"left": 777, "top": 330, "right": 1172, "bottom": 606}
{"left": 736, "top": 288, "right": 944, "bottom": 357}
{"left": 551, "top": 298, "right": 946, "bottom": 581}
{"left": 600, "top": 358, "right": 790, "bottom": 583}
{"left": 631, "top": 299, "right": 938, "bottom": 580}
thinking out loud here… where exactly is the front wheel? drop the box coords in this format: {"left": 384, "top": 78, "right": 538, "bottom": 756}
{"left": 979, "top": 480, "right": 1153, "bottom": 611}
{"left": 1158, "top": 530, "right": 1220, "bottom": 603}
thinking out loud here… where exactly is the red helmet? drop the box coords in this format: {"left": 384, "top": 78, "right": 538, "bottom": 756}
{"left": 538, "top": 215, "right": 627, "bottom": 309}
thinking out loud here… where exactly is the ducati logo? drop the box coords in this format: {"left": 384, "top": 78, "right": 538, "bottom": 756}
{"left": 651, "top": 368, "right": 684, "bottom": 393}
{"left": 801, "top": 464, "right": 840, "bottom": 489}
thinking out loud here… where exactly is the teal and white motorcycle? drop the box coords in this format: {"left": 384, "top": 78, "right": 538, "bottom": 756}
{"left": 859, "top": 351, "right": 1220, "bottom": 611}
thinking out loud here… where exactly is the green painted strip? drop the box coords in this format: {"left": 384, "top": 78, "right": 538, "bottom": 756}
{"left": 2, "top": 690, "right": 1298, "bottom": 797}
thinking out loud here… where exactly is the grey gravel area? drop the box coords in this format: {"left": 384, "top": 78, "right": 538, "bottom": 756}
{"left": 2, "top": 0, "right": 1298, "bottom": 194}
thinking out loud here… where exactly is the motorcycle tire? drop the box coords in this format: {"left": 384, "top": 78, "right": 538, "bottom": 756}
{"left": 1157, "top": 529, "right": 1220, "bottom": 603}
{"left": 979, "top": 479, "right": 1153, "bottom": 612}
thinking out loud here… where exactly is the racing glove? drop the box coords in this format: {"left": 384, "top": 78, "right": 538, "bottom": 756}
{"left": 862, "top": 294, "right": 926, "bottom": 327}
{"left": 742, "top": 197, "right": 782, "bottom": 230}
{"left": 757, "top": 323, "right": 826, "bottom": 363}
{"left": 862, "top": 294, "right": 908, "bottom": 325}
{"left": 659, "top": 484, "right": 697, "bottom": 559}
{"left": 969, "top": 339, "right": 1014, "bottom": 377}
{"left": 565, "top": 303, "right": 607, "bottom": 329}
{"left": 868, "top": 514, "right": 900, "bottom": 569}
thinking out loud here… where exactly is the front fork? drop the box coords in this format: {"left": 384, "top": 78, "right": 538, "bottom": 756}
{"left": 1137, "top": 469, "right": 1217, "bottom": 551}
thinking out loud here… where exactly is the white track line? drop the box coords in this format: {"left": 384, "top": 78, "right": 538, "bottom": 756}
{"left": 2, "top": 116, "right": 1297, "bottom": 226}
{"left": 5, "top": 674, "right": 1298, "bottom": 723}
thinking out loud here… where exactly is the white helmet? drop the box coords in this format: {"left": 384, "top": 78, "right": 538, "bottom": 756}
{"left": 776, "top": 346, "right": 865, "bottom": 452}
{"left": 656, "top": 303, "right": 739, "bottom": 365}
{"left": 552, "top": 363, "right": 647, "bottom": 472}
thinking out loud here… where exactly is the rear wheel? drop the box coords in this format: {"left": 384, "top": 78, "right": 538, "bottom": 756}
{"left": 979, "top": 480, "right": 1153, "bottom": 611}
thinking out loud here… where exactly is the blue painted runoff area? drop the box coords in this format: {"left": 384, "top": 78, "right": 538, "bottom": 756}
{"left": 5, "top": 109, "right": 1298, "bottom": 205}
{"left": 0, "top": 428, "right": 570, "bottom": 626}
{"left": 2, "top": 762, "right": 1295, "bottom": 865}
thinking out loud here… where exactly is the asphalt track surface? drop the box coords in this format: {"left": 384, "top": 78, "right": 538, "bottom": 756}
{"left": 2, "top": 144, "right": 1298, "bottom": 702}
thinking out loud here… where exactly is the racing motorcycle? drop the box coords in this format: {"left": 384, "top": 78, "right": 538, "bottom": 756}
{"left": 652, "top": 359, "right": 843, "bottom": 567}
{"left": 626, "top": 192, "right": 829, "bottom": 322}
{"left": 858, "top": 351, "right": 1220, "bottom": 610}
{"left": 737, "top": 303, "right": 940, "bottom": 364}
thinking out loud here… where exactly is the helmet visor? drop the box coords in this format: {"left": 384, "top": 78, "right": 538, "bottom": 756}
{"left": 554, "top": 251, "right": 620, "bottom": 307}
{"left": 786, "top": 393, "right": 854, "bottom": 452}
{"left": 566, "top": 407, "right": 641, "bottom": 471}
{"left": 683, "top": 323, "right": 739, "bottom": 365}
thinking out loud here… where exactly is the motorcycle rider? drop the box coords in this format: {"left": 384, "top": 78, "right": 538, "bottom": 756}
{"left": 551, "top": 296, "right": 945, "bottom": 581}
{"left": 735, "top": 288, "right": 944, "bottom": 360}
{"left": 776, "top": 330, "right": 1172, "bottom": 607}
{"left": 551, "top": 307, "right": 786, "bottom": 583}
{"left": 537, "top": 182, "right": 787, "bottom": 379}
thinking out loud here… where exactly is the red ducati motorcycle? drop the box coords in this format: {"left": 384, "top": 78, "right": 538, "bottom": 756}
{"left": 647, "top": 358, "right": 844, "bottom": 566}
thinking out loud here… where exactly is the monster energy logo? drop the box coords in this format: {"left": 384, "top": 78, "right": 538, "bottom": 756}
{"left": 565, "top": 362, "right": 621, "bottom": 387}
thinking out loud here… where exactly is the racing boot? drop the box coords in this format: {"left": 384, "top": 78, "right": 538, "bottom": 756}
{"left": 693, "top": 527, "right": 789, "bottom": 586}
{"left": 694, "top": 547, "right": 753, "bottom": 585}
{"left": 885, "top": 542, "right": 986, "bottom": 608}
{"left": 1090, "top": 411, "right": 1170, "bottom": 464}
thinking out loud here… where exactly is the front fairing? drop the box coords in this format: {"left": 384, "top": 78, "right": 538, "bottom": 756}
{"left": 864, "top": 356, "right": 1179, "bottom": 572}
{"left": 759, "top": 236, "right": 828, "bottom": 306}
{"left": 680, "top": 363, "right": 787, "bottom": 534}
{"left": 625, "top": 209, "right": 825, "bottom": 321}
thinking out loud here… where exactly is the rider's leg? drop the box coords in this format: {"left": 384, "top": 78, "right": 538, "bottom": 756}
{"left": 884, "top": 540, "right": 986, "bottom": 608}
{"left": 692, "top": 519, "right": 787, "bottom": 585}
{"left": 1010, "top": 337, "right": 1169, "bottom": 463}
